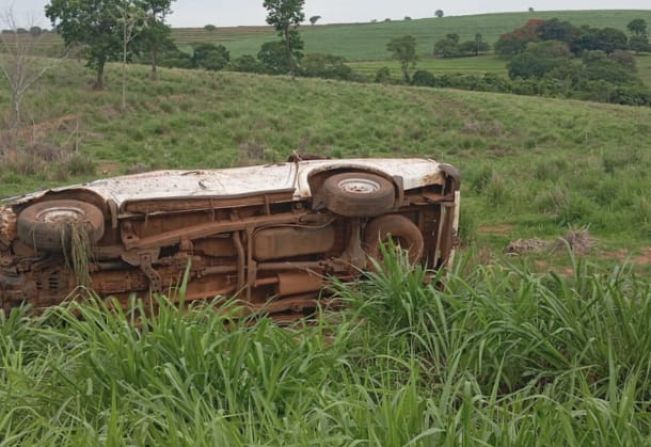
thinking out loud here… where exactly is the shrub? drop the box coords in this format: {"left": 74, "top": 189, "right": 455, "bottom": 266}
{"left": 433, "top": 34, "right": 461, "bottom": 58}
{"left": 29, "top": 26, "right": 43, "bottom": 37}
{"left": 411, "top": 70, "right": 435, "bottom": 87}
{"left": 230, "top": 55, "right": 264, "bottom": 74}
{"left": 204, "top": 24, "right": 217, "bottom": 31}
{"left": 374, "top": 66, "right": 393, "bottom": 84}
{"left": 301, "top": 54, "right": 354, "bottom": 80}
{"left": 508, "top": 41, "right": 572, "bottom": 80}
{"left": 258, "top": 41, "right": 290, "bottom": 75}
{"left": 159, "top": 48, "right": 194, "bottom": 69}
{"left": 192, "top": 43, "right": 230, "bottom": 71}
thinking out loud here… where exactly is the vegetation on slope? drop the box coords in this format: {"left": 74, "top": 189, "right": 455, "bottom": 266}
{"left": 2, "top": 62, "right": 651, "bottom": 255}
{"left": 1, "top": 252, "right": 651, "bottom": 445}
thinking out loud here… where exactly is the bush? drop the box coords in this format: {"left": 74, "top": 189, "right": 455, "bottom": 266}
{"left": 230, "top": 55, "right": 264, "bottom": 74}
{"left": 204, "top": 24, "right": 217, "bottom": 31}
{"left": 508, "top": 41, "right": 572, "bottom": 80}
{"left": 192, "top": 43, "right": 230, "bottom": 71}
{"left": 159, "top": 48, "right": 194, "bottom": 69}
{"left": 411, "top": 70, "right": 436, "bottom": 87}
{"left": 258, "top": 41, "right": 290, "bottom": 75}
{"left": 374, "top": 66, "right": 393, "bottom": 84}
{"left": 301, "top": 54, "right": 354, "bottom": 80}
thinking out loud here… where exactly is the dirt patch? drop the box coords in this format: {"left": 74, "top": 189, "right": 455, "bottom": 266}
{"left": 479, "top": 224, "right": 515, "bottom": 236}
{"left": 600, "top": 247, "right": 651, "bottom": 266}
{"left": 636, "top": 248, "right": 651, "bottom": 266}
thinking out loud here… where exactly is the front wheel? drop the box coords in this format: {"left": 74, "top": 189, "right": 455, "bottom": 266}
{"left": 320, "top": 173, "right": 395, "bottom": 217}
{"left": 17, "top": 200, "right": 105, "bottom": 252}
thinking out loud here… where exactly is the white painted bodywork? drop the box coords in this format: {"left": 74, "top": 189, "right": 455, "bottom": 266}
{"left": 3, "top": 159, "right": 446, "bottom": 209}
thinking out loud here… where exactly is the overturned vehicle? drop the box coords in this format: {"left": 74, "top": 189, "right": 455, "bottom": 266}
{"left": 0, "top": 158, "right": 460, "bottom": 317}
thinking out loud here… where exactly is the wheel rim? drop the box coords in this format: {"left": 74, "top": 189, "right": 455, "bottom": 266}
{"left": 338, "top": 178, "right": 381, "bottom": 195}
{"left": 36, "top": 207, "right": 85, "bottom": 224}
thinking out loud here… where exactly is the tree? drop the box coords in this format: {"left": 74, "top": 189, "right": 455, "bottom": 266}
{"left": 434, "top": 33, "right": 461, "bottom": 58}
{"left": 538, "top": 18, "right": 578, "bottom": 45}
{"left": 46, "top": 0, "right": 123, "bottom": 89}
{"left": 494, "top": 19, "right": 544, "bottom": 57}
{"left": 387, "top": 35, "right": 417, "bottom": 82}
{"left": 119, "top": 1, "right": 148, "bottom": 110}
{"left": 0, "top": 9, "right": 69, "bottom": 130}
{"left": 628, "top": 19, "right": 648, "bottom": 36}
{"left": 192, "top": 43, "right": 230, "bottom": 71}
{"left": 204, "top": 24, "right": 217, "bottom": 31}
{"left": 528, "top": 7, "right": 534, "bottom": 12}
{"left": 582, "top": 50, "right": 637, "bottom": 84}
{"left": 473, "top": 33, "right": 489, "bottom": 56}
{"left": 508, "top": 40, "right": 571, "bottom": 79}
{"left": 309, "top": 15, "right": 321, "bottom": 26}
{"left": 594, "top": 28, "right": 629, "bottom": 53}
{"left": 435, "top": 9, "right": 444, "bottom": 18}
{"left": 627, "top": 19, "right": 649, "bottom": 53}
{"left": 137, "top": 0, "right": 176, "bottom": 80}
{"left": 263, "top": 0, "right": 305, "bottom": 77}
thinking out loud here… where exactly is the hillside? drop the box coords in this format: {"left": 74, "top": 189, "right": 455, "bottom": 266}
{"left": 215, "top": 10, "right": 651, "bottom": 61}
{"left": 2, "top": 62, "right": 651, "bottom": 260}
{"left": 32, "top": 10, "right": 651, "bottom": 61}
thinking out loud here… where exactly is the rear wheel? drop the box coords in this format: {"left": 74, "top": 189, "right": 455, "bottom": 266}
{"left": 364, "top": 215, "right": 424, "bottom": 265}
{"left": 320, "top": 172, "right": 395, "bottom": 217}
{"left": 17, "top": 200, "right": 105, "bottom": 252}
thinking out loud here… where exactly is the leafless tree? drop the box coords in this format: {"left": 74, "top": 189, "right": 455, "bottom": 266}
{"left": 0, "top": 8, "right": 68, "bottom": 131}
{"left": 118, "top": 1, "right": 148, "bottom": 111}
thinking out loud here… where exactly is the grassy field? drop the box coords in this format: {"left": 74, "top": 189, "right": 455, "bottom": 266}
{"left": 2, "top": 61, "right": 651, "bottom": 261}
{"left": 32, "top": 10, "right": 651, "bottom": 61}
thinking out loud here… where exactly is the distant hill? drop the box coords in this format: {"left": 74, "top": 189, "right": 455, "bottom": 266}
{"left": 30, "top": 10, "right": 651, "bottom": 61}
{"left": 176, "top": 10, "right": 651, "bottom": 60}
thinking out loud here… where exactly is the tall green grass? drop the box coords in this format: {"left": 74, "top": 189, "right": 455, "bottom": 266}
{"left": 2, "top": 251, "right": 651, "bottom": 445}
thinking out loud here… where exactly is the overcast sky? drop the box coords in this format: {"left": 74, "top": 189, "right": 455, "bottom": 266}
{"left": 5, "top": 0, "right": 651, "bottom": 28}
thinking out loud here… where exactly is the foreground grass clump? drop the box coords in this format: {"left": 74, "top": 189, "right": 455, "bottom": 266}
{"left": 1, "top": 253, "right": 651, "bottom": 445}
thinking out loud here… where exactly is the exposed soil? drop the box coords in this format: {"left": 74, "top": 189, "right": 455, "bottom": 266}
{"left": 478, "top": 224, "right": 515, "bottom": 236}
{"left": 600, "top": 247, "right": 651, "bottom": 266}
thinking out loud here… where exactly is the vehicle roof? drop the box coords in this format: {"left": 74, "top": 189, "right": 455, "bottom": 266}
{"left": 4, "top": 158, "right": 447, "bottom": 208}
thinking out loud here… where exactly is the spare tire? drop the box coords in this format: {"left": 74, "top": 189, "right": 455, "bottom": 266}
{"left": 320, "top": 172, "right": 395, "bottom": 217}
{"left": 364, "top": 215, "right": 424, "bottom": 265}
{"left": 17, "top": 200, "right": 105, "bottom": 252}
